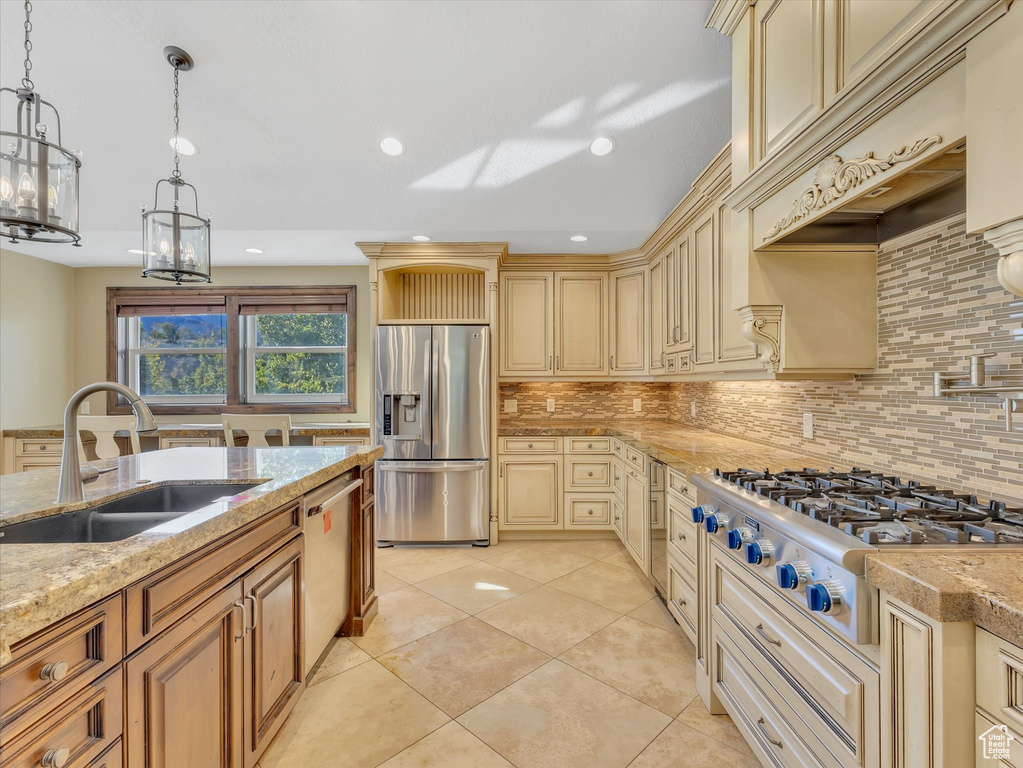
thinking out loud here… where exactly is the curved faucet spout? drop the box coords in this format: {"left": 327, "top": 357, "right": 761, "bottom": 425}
{"left": 56, "top": 381, "right": 158, "bottom": 504}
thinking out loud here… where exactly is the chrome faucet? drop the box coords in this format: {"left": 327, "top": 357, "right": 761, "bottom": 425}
{"left": 56, "top": 382, "right": 159, "bottom": 504}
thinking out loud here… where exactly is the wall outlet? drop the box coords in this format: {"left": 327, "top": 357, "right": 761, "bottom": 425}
{"left": 80, "top": 400, "right": 91, "bottom": 415}
{"left": 690, "top": 401, "right": 697, "bottom": 419}
{"left": 803, "top": 413, "right": 814, "bottom": 440}
{"left": 504, "top": 399, "right": 518, "bottom": 414}
{"left": 633, "top": 398, "right": 642, "bottom": 412}
{"left": 546, "top": 398, "right": 556, "bottom": 413}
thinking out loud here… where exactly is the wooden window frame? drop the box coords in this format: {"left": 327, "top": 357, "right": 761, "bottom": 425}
{"left": 107, "top": 285, "right": 357, "bottom": 416}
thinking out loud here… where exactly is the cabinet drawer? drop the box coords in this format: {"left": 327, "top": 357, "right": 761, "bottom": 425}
{"left": 565, "top": 458, "right": 611, "bottom": 490}
{"left": 612, "top": 460, "right": 625, "bottom": 497}
{"left": 977, "top": 709, "right": 1023, "bottom": 767}
{"left": 566, "top": 437, "right": 611, "bottom": 454}
{"left": 12, "top": 459, "right": 61, "bottom": 473}
{"left": 158, "top": 436, "right": 221, "bottom": 450}
{"left": 714, "top": 632, "right": 821, "bottom": 768}
{"left": 624, "top": 447, "right": 645, "bottom": 473}
{"left": 612, "top": 496, "right": 624, "bottom": 537}
{"left": 713, "top": 550, "right": 877, "bottom": 766}
{"left": 612, "top": 439, "right": 624, "bottom": 458}
{"left": 676, "top": 352, "right": 691, "bottom": 372}
{"left": 499, "top": 437, "right": 561, "bottom": 454}
{"left": 666, "top": 496, "right": 697, "bottom": 566}
{"left": 666, "top": 469, "right": 692, "bottom": 501}
{"left": 977, "top": 628, "right": 1023, "bottom": 735}
{"left": 124, "top": 502, "right": 302, "bottom": 652}
{"left": 0, "top": 595, "right": 123, "bottom": 737}
{"left": 15, "top": 439, "right": 62, "bottom": 456}
{"left": 666, "top": 553, "right": 697, "bottom": 640}
{"left": 565, "top": 495, "right": 612, "bottom": 527}
{"left": 312, "top": 436, "right": 369, "bottom": 447}
{"left": 0, "top": 665, "right": 122, "bottom": 768}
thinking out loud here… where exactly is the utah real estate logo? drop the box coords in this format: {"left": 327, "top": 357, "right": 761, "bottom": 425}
{"left": 979, "top": 724, "right": 1015, "bottom": 762}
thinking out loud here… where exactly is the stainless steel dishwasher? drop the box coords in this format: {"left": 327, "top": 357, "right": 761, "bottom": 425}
{"left": 303, "top": 472, "right": 363, "bottom": 677}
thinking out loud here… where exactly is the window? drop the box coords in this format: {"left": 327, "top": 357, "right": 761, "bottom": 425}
{"left": 109, "top": 286, "right": 356, "bottom": 414}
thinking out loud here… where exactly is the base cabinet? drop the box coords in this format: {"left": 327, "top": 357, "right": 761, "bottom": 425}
{"left": 623, "top": 466, "right": 648, "bottom": 574}
{"left": 498, "top": 456, "right": 563, "bottom": 528}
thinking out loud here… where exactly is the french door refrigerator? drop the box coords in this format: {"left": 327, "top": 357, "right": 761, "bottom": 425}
{"left": 374, "top": 325, "right": 489, "bottom": 545}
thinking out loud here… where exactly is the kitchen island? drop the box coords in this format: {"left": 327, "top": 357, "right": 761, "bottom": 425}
{"left": 0, "top": 444, "right": 381, "bottom": 767}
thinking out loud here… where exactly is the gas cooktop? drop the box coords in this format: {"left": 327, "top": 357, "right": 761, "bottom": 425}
{"left": 712, "top": 467, "right": 1023, "bottom": 545}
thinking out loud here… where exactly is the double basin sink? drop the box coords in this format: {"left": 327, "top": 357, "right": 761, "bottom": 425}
{"left": 0, "top": 483, "right": 259, "bottom": 544}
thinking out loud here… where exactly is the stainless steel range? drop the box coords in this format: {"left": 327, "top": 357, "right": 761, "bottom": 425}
{"left": 691, "top": 467, "right": 1023, "bottom": 645}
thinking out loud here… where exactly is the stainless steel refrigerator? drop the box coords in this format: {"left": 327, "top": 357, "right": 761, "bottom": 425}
{"left": 374, "top": 325, "right": 489, "bottom": 545}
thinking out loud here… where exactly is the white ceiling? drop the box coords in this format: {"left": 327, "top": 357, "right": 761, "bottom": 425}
{"left": 0, "top": 0, "right": 730, "bottom": 267}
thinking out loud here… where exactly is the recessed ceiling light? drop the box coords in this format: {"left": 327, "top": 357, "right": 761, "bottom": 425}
{"left": 412, "top": 235, "right": 431, "bottom": 242}
{"left": 244, "top": 247, "right": 264, "bottom": 254}
{"left": 380, "top": 137, "right": 405, "bottom": 156}
{"left": 169, "top": 136, "right": 198, "bottom": 156}
{"left": 571, "top": 235, "right": 588, "bottom": 242}
{"left": 126, "top": 248, "right": 145, "bottom": 255}
{"left": 589, "top": 137, "right": 615, "bottom": 156}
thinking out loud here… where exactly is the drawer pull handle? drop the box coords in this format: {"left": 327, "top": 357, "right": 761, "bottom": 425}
{"left": 245, "top": 594, "right": 258, "bottom": 633}
{"left": 233, "top": 601, "right": 248, "bottom": 641}
{"left": 755, "top": 623, "right": 782, "bottom": 647}
{"left": 39, "top": 661, "right": 69, "bottom": 683}
{"left": 41, "top": 747, "right": 71, "bottom": 767}
{"left": 756, "top": 717, "right": 783, "bottom": 749}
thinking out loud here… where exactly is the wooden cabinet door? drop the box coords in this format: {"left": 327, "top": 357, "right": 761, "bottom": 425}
{"left": 692, "top": 211, "right": 716, "bottom": 366}
{"left": 624, "top": 468, "right": 648, "bottom": 574}
{"left": 555, "top": 273, "right": 607, "bottom": 375}
{"left": 714, "top": 202, "right": 758, "bottom": 364}
{"left": 500, "top": 272, "right": 554, "bottom": 375}
{"left": 498, "top": 457, "right": 562, "bottom": 528}
{"left": 676, "top": 234, "right": 692, "bottom": 350}
{"left": 610, "top": 269, "right": 646, "bottom": 374}
{"left": 242, "top": 537, "right": 304, "bottom": 768}
{"left": 125, "top": 581, "right": 245, "bottom": 768}
{"left": 648, "top": 256, "right": 665, "bottom": 372}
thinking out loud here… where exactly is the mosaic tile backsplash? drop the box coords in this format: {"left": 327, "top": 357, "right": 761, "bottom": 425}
{"left": 502, "top": 217, "right": 1023, "bottom": 502}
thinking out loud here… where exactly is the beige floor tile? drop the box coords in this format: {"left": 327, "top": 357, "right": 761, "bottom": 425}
{"left": 548, "top": 538, "right": 626, "bottom": 560}
{"left": 549, "top": 560, "right": 655, "bottom": 613}
{"left": 460, "top": 540, "right": 531, "bottom": 560}
{"left": 378, "top": 618, "right": 549, "bottom": 716}
{"left": 374, "top": 547, "right": 479, "bottom": 583}
{"left": 352, "top": 586, "right": 468, "bottom": 657}
{"left": 308, "top": 638, "right": 371, "bottom": 686}
{"left": 259, "top": 661, "right": 449, "bottom": 768}
{"left": 486, "top": 543, "right": 593, "bottom": 583}
{"left": 676, "top": 697, "right": 756, "bottom": 758}
{"left": 377, "top": 721, "right": 513, "bottom": 768}
{"left": 476, "top": 585, "right": 619, "bottom": 656}
{"left": 416, "top": 561, "right": 541, "bottom": 614}
{"left": 601, "top": 548, "right": 644, "bottom": 573}
{"left": 629, "top": 719, "right": 760, "bottom": 768}
{"left": 559, "top": 616, "right": 697, "bottom": 716}
{"left": 376, "top": 568, "right": 410, "bottom": 596}
{"left": 627, "top": 597, "right": 688, "bottom": 638}
{"left": 458, "top": 660, "right": 671, "bottom": 768}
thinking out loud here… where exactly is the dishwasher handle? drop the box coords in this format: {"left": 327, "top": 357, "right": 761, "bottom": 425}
{"left": 306, "top": 478, "right": 362, "bottom": 517}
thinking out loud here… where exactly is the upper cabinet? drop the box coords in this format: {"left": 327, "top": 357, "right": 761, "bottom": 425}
{"left": 648, "top": 256, "right": 665, "bottom": 372}
{"left": 556, "top": 273, "right": 609, "bottom": 376}
{"left": 500, "top": 272, "right": 554, "bottom": 376}
{"left": 610, "top": 268, "right": 646, "bottom": 375}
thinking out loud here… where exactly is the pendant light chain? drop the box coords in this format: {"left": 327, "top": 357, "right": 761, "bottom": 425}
{"left": 22, "top": 0, "right": 34, "bottom": 90}
{"left": 171, "top": 65, "right": 181, "bottom": 180}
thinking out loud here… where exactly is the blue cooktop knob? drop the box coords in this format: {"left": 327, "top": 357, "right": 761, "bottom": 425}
{"left": 745, "top": 541, "right": 762, "bottom": 565}
{"left": 691, "top": 506, "right": 705, "bottom": 524}
{"left": 806, "top": 582, "right": 839, "bottom": 613}
{"left": 704, "top": 514, "right": 720, "bottom": 533}
{"left": 777, "top": 563, "right": 799, "bottom": 590}
{"left": 726, "top": 529, "right": 743, "bottom": 549}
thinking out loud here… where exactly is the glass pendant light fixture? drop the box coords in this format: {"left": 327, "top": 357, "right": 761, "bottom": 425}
{"left": 141, "top": 46, "right": 211, "bottom": 284}
{"left": 0, "top": 1, "right": 82, "bottom": 245}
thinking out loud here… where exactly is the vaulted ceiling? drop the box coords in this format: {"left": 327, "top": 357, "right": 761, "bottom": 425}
{"left": 0, "top": 0, "right": 730, "bottom": 266}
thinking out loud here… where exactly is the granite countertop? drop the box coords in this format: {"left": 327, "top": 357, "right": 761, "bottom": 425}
{"left": 3, "top": 422, "right": 371, "bottom": 439}
{"left": 499, "top": 419, "right": 829, "bottom": 476}
{"left": 865, "top": 553, "right": 1023, "bottom": 643}
{"left": 0, "top": 444, "right": 383, "bottom": 664}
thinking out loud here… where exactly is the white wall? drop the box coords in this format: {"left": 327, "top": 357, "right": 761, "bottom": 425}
{"left": 0, "top": 248, "right": 77, "bottom": 446}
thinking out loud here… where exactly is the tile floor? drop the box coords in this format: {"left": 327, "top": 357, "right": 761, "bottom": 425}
{"left": 258, "top": 539, "right": 759, "bottom": 768}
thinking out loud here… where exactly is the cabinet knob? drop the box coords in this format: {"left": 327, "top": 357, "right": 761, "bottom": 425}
{"left": 677, "top": 598, "right": 687, "bottom": 608}
{"left": 677, "top": 532, "right": 686, "bottom": 541}
{"left": 40, "top": 661, "right": 69, "bottom": 683}
{"left": 42, "top": 747, "right": 70, "bottom": 768}
{"left": 587, "top": 509, "right": 594, "bottom": 515}
{"left": 587, "top": 442, "right": 593, "bottom": 448}
{"left": 527, "top": 442, "right": 533, "bottom": 448}
{"left": 39, "top": 445, "right": 46, "bottom": 450}
{"left": 587, "top": 471, "right": 593, "bottom": 477}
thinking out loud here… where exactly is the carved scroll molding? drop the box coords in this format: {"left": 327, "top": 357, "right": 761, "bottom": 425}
{"left": 762, "top": 136, "right": 943, "bottom": 242}
{"left": 739, "top": 305, "right": 783, "bottom": 373}
{"left": 984, "top": 218, "right": 1023, "bottom": 297}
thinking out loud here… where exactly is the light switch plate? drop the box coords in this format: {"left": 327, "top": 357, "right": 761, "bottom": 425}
{"left": 80, "top": 401, "right": 91, "bottom": 415}
{"left": 633, "top": 398, "right": 642, "bottom": 412}
{"left": 546, "top": 398, "right": 556, "bottom": 413}
{"left": 803, "top": 413, "right": 814, "bottom": 439}
{"left": 504, "top": 399, "right": 518, "bottom": 414}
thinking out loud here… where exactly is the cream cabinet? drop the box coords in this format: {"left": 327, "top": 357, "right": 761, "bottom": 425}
{"left": 498, "top": 455, "right": 563, "bottom": 528}
{"left": 976, "top": 628, "right": 1023, "bottom": 765}
{"left": 692, "top": 210, "right": 717, "bottom": 367}
{"left": 623, "top": 464, "right": 649, "bottom": 574}
{"left": 555, "top": 273, "right": 608, "bottom": 376}
{"left": 500, "top": 272, "right": 554, "bottom": 376}
{"left": 648, "top": 255, "right": 665, "bottom": 372}
{"left": 610, "top": 268, "right": 646, "bottom": 375}
{"left": 311, "top": 436, "right": 370, "bottom": 447}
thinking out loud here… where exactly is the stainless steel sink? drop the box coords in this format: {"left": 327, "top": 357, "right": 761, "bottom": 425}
{"left": 0, "top": 483, "right": 259, "bottom": 544}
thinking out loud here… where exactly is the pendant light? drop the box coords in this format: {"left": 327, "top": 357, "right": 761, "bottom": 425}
{"left": 0, "top": 1, "right": 82, "bottom": 245}
{"left": 141, "top": 46, "right": 211, "bottom": 284}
